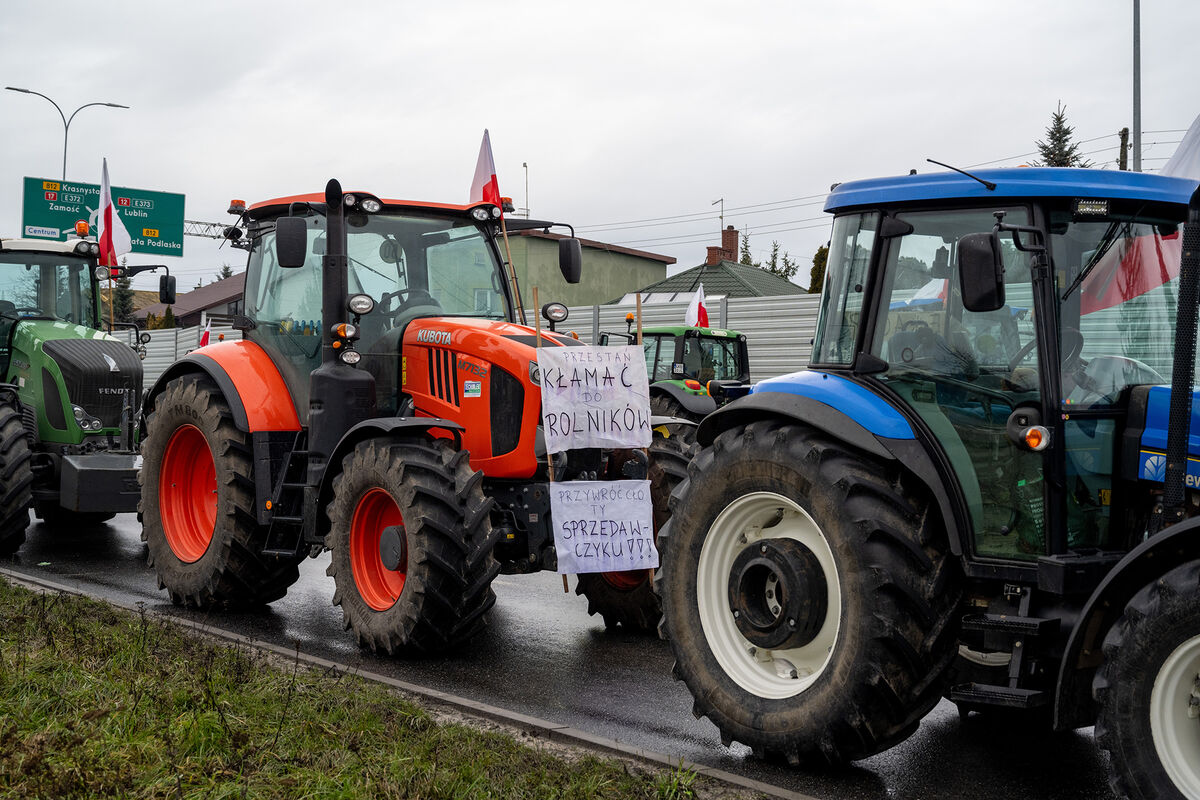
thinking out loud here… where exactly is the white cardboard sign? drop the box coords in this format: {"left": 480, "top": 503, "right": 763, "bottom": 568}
{"left": 536, "top": 344, "right": 651, "bottom": 453}
{"left": 550, "top": 479, "right": 657, "bottom": 574}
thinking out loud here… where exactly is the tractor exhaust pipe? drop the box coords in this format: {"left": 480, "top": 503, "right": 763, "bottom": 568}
{"left": 1160, "top": 185, "right": 1200, "bottom": 528}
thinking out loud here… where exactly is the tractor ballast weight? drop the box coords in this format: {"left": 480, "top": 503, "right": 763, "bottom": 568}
{"left": 139, "top": 178, "right": 690, "bottom": 649}
{"left": 658, "top": 167, "right": 1200, "bottom": 799}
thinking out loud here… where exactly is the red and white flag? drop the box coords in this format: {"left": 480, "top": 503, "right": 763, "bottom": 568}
{"left": 470, "top": 129, "right": 502, "bottom": 212}
{"left": 98, "top": 158, "right": 132, "bottom": 273}
{"left": 685, "top": 283, "right": 709, "bottom": 327}
{"left": 198, "top": 319, "right": 212, "bottom": 348}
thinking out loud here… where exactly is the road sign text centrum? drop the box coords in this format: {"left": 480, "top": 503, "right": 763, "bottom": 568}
{"left": 21, "top": 176, "right": 185, "bottom": 256}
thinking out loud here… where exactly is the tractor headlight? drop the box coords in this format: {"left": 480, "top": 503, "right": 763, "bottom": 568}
{"left": 541, "top": 303, "right": 568, "bottom": 324}
{"left": 471, "top": 207, "right": 491, "bottom": 222}
{"left": 360, "top": 198, "right": 381, "bottom": 213}
{"left": 72, "top": 405, "right": 85, "bottom": 421}
{"left": 528, "top": 360, "right": 541, "bottom": 386}
{"left": 339, "top": 349, "right": 362, "bottom": 365}
{"left": 74, "top": 241, "right": 91, "bottom": 256}
{"left": 348, "top": 294, "right": 375, "bottom": 315}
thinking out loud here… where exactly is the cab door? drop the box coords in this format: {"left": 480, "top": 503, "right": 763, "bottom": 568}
{"left": 870, "top": 207, "right": 1049, "bottom": 560}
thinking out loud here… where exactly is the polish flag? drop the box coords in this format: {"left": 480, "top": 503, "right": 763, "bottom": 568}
{"left": 198, "top": 319, "right": 212, "bottom": 348}
{"left": 685, "top": 283, "right": 710, "bottom": 327}
{"left": 98, "top": 158, "right": 132, "bottom": 274}
{"left": 470, "top": 129, "right": 502, "bottom": 212}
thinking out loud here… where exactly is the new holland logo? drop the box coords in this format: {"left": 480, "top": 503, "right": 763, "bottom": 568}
{"left": 416, "top": 329, "right": 451, "bottom": 346}
{"left": 1141, "top": 453, "right": 1167, "bottom": 482}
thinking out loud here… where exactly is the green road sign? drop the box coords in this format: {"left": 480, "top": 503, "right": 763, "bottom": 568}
{"left": 21, "top": 176, "right": 185, "bottom": 257}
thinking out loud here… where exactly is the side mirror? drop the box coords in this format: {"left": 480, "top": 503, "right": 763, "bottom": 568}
{"left": 957, "top": 232, "right": 1005, "bottom": 312}
{"left": 159, "top": 274, "right": 177, "bottom": 305}
{"left": 558, "top": 238, "right": 582, "bottom": 284}
{"left": 276, "top": 217, "right": 309, "bottom": 268}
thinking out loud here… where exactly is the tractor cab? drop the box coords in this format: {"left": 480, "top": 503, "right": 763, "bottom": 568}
{"left": 238, "top": 192, "right": 581, "bottom": 419}
{"left": 813, "top": 169, "right": 1193, "bottom": 565}
{"left": 600, "top": 317, "right": 751, "bottom": 425}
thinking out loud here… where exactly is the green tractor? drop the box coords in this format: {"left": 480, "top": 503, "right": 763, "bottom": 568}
{"left": 0, "top": 233, "right": 174, "bottom": 555}
{"left": 657, "top": 167, "right": 1200, "bottom": 798}
{"left": 600, "top": 316, "right": 751, "bottom": 440}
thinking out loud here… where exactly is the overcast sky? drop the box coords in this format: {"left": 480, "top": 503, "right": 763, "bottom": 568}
{"left": 2, "top": 1, "right": 1197, "bottom": 291}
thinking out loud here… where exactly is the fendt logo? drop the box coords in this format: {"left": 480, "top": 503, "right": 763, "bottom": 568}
{"left": 416, "top": 329, "right": 451, "bottom": 346}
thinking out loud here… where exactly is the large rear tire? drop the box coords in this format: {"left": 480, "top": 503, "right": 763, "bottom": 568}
{"left": 1095, "top": 561, "right": 1200, "bottom": 800}
{"left": 0, "top": 403, "right": 32, "bottom": 557}
{"left": 656, "top": 420, "right": 960, "bottom": 764}
{"left": 325, "top": 437, "right": 499, "bottom": 655}
{"left": 575, "top": 433, "right": 693, "bottom": 631}
{"left": 140, "top": 375, "right": 301, "bottom": 608}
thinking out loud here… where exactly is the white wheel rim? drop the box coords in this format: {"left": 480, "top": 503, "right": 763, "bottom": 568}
{"left": 697, "top": 491, "right": 840, "bottom": 699}
{"left": 1151, "top": 633, "right": 1200, "bottom": 799}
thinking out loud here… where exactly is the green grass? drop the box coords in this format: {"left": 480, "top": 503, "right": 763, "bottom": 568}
{"left": 0, "top": 579, "right": 716, "bottom": 800}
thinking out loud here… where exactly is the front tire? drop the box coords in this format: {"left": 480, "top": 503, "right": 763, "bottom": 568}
{"left": 1095, "top": 561, "right": 1200, "bottom": 800}
{"left": 575, "top": 433, "right": 693, "bottom": 631}
{"left": 651, "top": 394, "right": 700, "bottom": 447}
{"left": 326, "top": 437, "right": 499, "bottom": 655}
{"left": 0, "top": 403, "right": 32, "bottom": 557}
{"left": 656, "top": 420, "right": 960, "bottom": 763}
{"left": 140, "top": 375, "right": 301, "bottom": 608}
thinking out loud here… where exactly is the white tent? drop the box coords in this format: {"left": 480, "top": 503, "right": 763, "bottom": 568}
{"left": 1160, "top": 113, "right": 1200, "bottom": 180}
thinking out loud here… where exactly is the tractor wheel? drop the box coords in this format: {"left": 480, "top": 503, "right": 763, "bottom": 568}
{"left": 1095, "top": 560, "right": 1200, "bottom": 800}
{"left": 35, "top": 503, "right": 116, "bottom": 528}
{"left": 0, "top": 403, "right": 32, "bottom": 557}
{"left": 655, "top": 420, "right": 960, "bottom": 764}
{"left": 651, "top": 394, "right": 700, "bottom": 447}
{"left": 140, "top": 375, "right": 301, "bottom": 608}
{"left": 325, "top": 436, "right": 499, "bottom": 655}
{"left": 575, "top": 433, "right": 693, "bottom": 631}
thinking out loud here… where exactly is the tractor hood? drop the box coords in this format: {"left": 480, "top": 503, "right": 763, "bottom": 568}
{"left": 400, "top": 316, "right": 582, "bottom": 479}
{"left": 8, "top": 320, "right": 143, "bottom": 438}
{"left": 1127, "top": 384, "right": 1200, "bottom": 487}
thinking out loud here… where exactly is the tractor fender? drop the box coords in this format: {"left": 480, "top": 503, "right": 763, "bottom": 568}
{"left": 313, "top": 417, "right": 466, "bottom": 542}
{"left": 650, "top": 381, "right": 717, "bottom": 417}
{"left": 141, "top": 340, "right": 301, "bottom": 433}
{"left": 696, "top": 370, "right": 971, "bottom": 556}
{"left": 1053, "top": 516, "right": 1200, "bottom": 731}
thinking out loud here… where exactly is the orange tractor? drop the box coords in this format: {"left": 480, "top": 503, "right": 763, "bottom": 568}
{"left": 138, "top": 180, "right": 689, "bottom": 651}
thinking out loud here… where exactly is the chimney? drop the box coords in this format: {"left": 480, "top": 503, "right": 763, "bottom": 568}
{"left": 705, "top": 246, "right": 723, "bottom": 266}
{"left": 721, "top": 225, "right": 738, "bottom": 260}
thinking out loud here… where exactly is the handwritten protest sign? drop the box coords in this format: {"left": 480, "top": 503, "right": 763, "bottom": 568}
{"left": 550, "top": 479, "right": 657, "bottom": 574}
{"left": 536, "top": 344, "right": 651, "bottom": 453}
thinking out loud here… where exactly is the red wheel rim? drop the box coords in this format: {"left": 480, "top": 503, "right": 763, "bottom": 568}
{"left": 602, "top": 569, "right": 649, "bottom": 592}
{"left": 159, "top": 424, "right": 216, "bottom": 563}
{"left": 350, "top": 488, "right": 406, "bottom": 611}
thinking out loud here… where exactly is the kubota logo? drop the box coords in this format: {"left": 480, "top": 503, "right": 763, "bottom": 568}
{"left": 416, "top": 329, "right": 451, "bottom": 346}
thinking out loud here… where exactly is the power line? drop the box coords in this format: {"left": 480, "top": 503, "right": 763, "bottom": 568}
{"left": 577, "top": 192, "right": 828, "bottom": 231}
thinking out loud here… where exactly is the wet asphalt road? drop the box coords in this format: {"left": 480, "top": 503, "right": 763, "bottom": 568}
{"left": 2, "top": 515, "right": 1116, "bottom": 800}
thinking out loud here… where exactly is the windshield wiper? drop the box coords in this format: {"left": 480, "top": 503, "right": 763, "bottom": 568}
{"left": 1060, "top": 219, "right": 1132, "bottom": 301}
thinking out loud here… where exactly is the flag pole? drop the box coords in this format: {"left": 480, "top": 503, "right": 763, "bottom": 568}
{"left": 533, "top": 285, "right": 567, "bottom": 593}
{"left": 106, "top": 272, "right": 115, "bottom": 332}
{"left": 500, "top": 216, "right": 526, "bottom": 326}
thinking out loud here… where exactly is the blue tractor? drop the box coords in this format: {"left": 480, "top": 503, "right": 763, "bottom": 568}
{"left": 656, "top": 166, "right": 1200, "bottom": 799}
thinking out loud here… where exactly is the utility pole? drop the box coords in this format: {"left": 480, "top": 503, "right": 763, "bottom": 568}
{"left": 1133, "top": 0, "right": 1142, "bottom": 172}
{"left": 711, "top": 198, "right": 724, "bottom": 229}
{"left": 1119, "top": 127, "right": 1130, "bottom": 170}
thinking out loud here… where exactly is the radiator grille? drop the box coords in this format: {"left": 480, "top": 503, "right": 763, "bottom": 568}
{"left": 426, "top": 347, "right": 458, "bottom": 406}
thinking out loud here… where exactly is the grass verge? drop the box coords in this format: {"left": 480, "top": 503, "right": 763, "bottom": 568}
{"left": 0, "top": 578, "right": 726, "bottom": 799}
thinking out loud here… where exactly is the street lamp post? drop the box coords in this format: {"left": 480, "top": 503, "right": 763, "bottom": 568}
{"left": 5, "top": 86, "right": 129, "bottom": 180}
